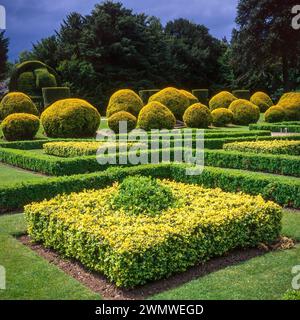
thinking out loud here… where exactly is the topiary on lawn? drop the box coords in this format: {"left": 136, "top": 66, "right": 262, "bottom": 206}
{"left": 108, "top": 111, "right": 137, "bottom": 133}
{"left": 211, "top": 108, "right": 234, "bottom": 127}
{"left": 106, "top": 89, "right": 143, "bottom": 118}
{"left": 110, "top": 176, "right": 175, "bottom": 216}
{"left": 137, "top": 101, "right": 176, "bottom": 131}
{"left": 264, "top": 106, "right": 286, "bottom": 123}
{"left": 277, "top": 92, "right": 300, "bottom": 121}
{"left": 229, "top": 99, "right": 260, "bottom": 125}
{"left": 250, "top": 91, "right": 273, "bottom": 113}
{"left": 1, "top": 113, "right": 40, "bottom": 141}
{"left": 0, "top": 92, "right": 39, "bottom": 120}
{"left": 149, "top": 87, "right": 190, "bottom": 120}
{"left": 209, "top": 91, "right": 237, "bottom": 111}
{"left": 183, "top": 103, "right": 212, "bottom": 128}
{"left": 41, "top": 98, "right": 101, "bottom": 138}
{"left": 180, "top": 90, "right": 199, "bottom": 106}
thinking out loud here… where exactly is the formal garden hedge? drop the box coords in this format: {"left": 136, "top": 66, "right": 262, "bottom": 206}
{"left": 1, "top": 163, "right": 300, "bottom": 213}
{"left": 249, "top": 122, "right": 300, "bottom": 133}
{"left": 25, "top": 178, "right": 282, "bottom": 287}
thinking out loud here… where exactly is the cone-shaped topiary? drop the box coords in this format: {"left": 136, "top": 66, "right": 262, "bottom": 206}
{"left": 1, "top": 113, "right": 40, "bottom": 141}
{"left": 250, "top": 92, "right": 273, "bottom": 113}
{"left": 106, "top": 89, "right": 143, "bottom": 118}
{"left": 41, "top": 98, "right": 101, "bottom": 138}
{"left": 149, "top": 87, "right": 190, "bottom": 120}
{"left": 277, "top": 92, "right": 300, "bottom": 121}
{"left": 0, "top": 92, "right": 39, "bottom": 120}
{"left": 108, "top": 111, "right": 137, "bottom": 133}
{"left": 229, "top": 99, "right": 260, "bottom": 125}
{"left": 183, "top": 103, "right": 212, "bottom": 128}
{"left": 209, "top": 91, "right": 237, "bottom": 111}
{"left": 211, "top": 108, "right": 234, "bottom": 127}
{"left": 180, "top": 90, "right": 199, "bottom": 106}
{"left": 264, "top": 106, "right": 286, "bottom": 123}
{"left": 137, "top": 101, "right": 176, "bottom": 131}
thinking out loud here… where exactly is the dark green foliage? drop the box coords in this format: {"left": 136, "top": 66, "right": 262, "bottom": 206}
{"left": 0, "top": 162, "right": 299, "bottom": 213}
{"left": 34, "top": 68, "right": 57, "bottom": 89}
{"left": 17, "top": 72, "right": 37, "bottom": 96}
{"left": 42, "top": 87, "right": 71, "bottom": 108}
{"left": 250, "top": 122, "right": 300, "bottom": 133}
{"left": 110, "top": 176, "right": 175, "bottom": 216}
{"left": 192, "top": 89, "right": 209, "bottom": 105}
{"left": 139, "top": 90, "right": 160, "bottom": 104}
{"left": 232, "top": 90, "right": 250, "bottom": 100}
{"left": 0, "top": 31, "right": 8, "bottom": 81}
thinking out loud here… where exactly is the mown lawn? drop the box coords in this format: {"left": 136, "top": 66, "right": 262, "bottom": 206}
{"left": 0, "top": 210, "right": 299, "bottom": 300}
{"left": 0, "top": 163, "right": 48, "bottom": 187}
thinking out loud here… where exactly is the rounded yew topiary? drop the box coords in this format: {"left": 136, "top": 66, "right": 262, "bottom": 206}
{"left": 1, "top": 113, "right": 40, "bottom": 141}
{"left": 41, "top": 98, "right": 101, "bottom": 138}
{"left": 149, "top": 87, "right": 190, "bottom": 120}
{"left": 264, "top": 106, "right": 286, "bottom": 123}
{"left": 106, "top": 89, "right": 143, "bottom": 118}
{"left": 137, "top": 101, "right": 176, "bottom": 131}
{"left": 209, "top": 91, "right": 237, "bottom": 111}
{"left": 183, "top": 103, "right": 212, "bottom": 128}
{"left": 250, "top": 92, "right": 273, "bottom": 113}
{"left": 108, "top": 111, "right": 137, "bottom": 133}
{"left": 211, "top": 108, "right": 234, "bottom": 127}
{"left": 229, "top": 99, "right": 260, "bottom": 125}
{"left": 277, "top": 92, "right": 300, "bottom": 121}
{"left": 0, "top": 92, "right": 39, "bottom": 120}
{"left": 180, "top": 90, "right": 199, "bottom": 106}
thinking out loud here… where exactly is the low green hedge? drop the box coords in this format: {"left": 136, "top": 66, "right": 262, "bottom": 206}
{"left": 25, "top": 179, "right": 281, "bottom": 287}
{"left": 1, "top": 163, "right": 300, "bottom": 213}
{"left": 250, "top": 122, "right": 300, "bottom": 133}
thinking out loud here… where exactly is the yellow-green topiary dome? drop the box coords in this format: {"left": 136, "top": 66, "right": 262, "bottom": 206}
{"left": 149, "top": 87, "right": 190, "bottom": 120}
{"left": 108, "top": 111, "right": 137, "bottom": 133}
{"left": 209, "top": 91, "right": 237, "bottom": 111}
{"left": 183, "top": 103, "right": 212, "bottom": 128}
{"left": 1, "top": 113, "right": 40, "bottom": 141}
{"left": 229, "top": 99, "right": 260, "bottom": 125}
{"left": 264, "top": 105, "right": 286, "bottom": 123}
{"left": 137, "top": 101, "right": 176, "bottom": 131}
{"left": 0, "top": 92, "right": 39, "bottom": 120}
{"left": 250, "top": 92, "right": 273, "bottom": 113}
{"left": 277, "top": 92, "right": 300, "bottom": 121}
{"left": 106, "top": 89, "right": 143, "bottom": 118}
{"left": 211, "top": 108, "right": 234, "bottom": 127}
{"left": 41, "top": 98, "right": 101, "bottom": 138}
{"left": 180, "top": 90, "right": 199, "bottom": 106}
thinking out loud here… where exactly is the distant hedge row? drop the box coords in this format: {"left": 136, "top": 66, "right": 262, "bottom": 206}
{"left": 1, "top": 163, "right": 299, "bottom": 213}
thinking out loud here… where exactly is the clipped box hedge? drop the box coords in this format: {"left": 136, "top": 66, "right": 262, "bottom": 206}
{"left": 25, "top": 179, "right": 282, "bottom": 287}
{"left": 1, "top": 163, "right": 300, "bottom": 213}
{"left": 249, "top": 122, "right": 300, "bottom": 133}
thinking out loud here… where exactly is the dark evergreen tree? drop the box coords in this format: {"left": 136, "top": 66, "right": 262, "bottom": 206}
{"left": 0, "top": 31, "right": 9, "bottom": 81}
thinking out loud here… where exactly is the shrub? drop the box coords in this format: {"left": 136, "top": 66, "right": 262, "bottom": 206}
{"left": 264, "top": 106, "right": 286, "bottom": 123}
{"left": 283, "top": 290, "right": 300, "bottom": 300}
{"left": 17, "top": 72, "right": 37, "bottom": 96}
{"left": 277, "top": 92, "right": 300, "bottom": 121}
{"left": 149, "top": 87, "right": 190, "bottom": 120}
{"left": 229, "top": 99, "right": 260, "bottom": 125}
{"left": 183, "top": 103, "right": 212, "bottom": 128}
{"left": 180, "top": 90, "right": 199, "bottom": 106}
{"left": 1, "top": 113, "right": 40, "bottom": 141}
{"left": 209, "top": 91, "right": 237, "bottom": 111}
{"left": 34, "top": 68, "right": 57, "bottom": 89}
{"left": 137, "top": 101, "right": 176, "bottom": 131}
{"left": 42, "top": 87, "right": 71, "bottom": 108}
{"left": 139, "top": 89, "right": 160, "bottom": 104}
{"left": 25, "top": 179, "right": 282, "bottom": 287}
{"left": 192, "top": 89, "right": 209, "bottom": 105}
{"left": 0, "top": 92, "right": 38, "bottom": 120}
{"left": 41, "top": 98, "right": 101, "bottom": 138}
{"left": 211, "top": 108, "right": 234, "bottom": 127}
{"left": 224, "top": 140, "right": 300, "bottom": 156}
{"left": 110, "top": 176, "right": 175, "bottom": 216}
{"left": 232, "top": 90, "right": 251, "bottom": 100}
{"left": 106, "top": 89, "right": 143, "bottom": 118}
{"left": 250, "top": 92, "right": 273, "bottom": 112}
{"left": 249, "top": 122, "right": 300, "bottom": 133}
{"left": 108, "top": 111, "right": 137, "bottom": 133}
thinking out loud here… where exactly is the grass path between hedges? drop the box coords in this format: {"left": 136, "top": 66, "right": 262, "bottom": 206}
{"left": 0, "top": 210, "right": 299, "bottom": 300}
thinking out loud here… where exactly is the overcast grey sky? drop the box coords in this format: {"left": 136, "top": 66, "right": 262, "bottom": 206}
{"left": 2, "top": 0, "right": 238, "bottom": 61}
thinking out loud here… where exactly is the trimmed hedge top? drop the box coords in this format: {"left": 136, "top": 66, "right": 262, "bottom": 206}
{"left": 277, "top": 92, "right": 300, "bottom": 121}
{"left": 250, "top": 92, "right": 273, "bottom": 113}
{"left": 229, "top": 99, "right": 260, "bottom": 125}
{"left": 180, "top": 90, "right": 199, "bottom": 106}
